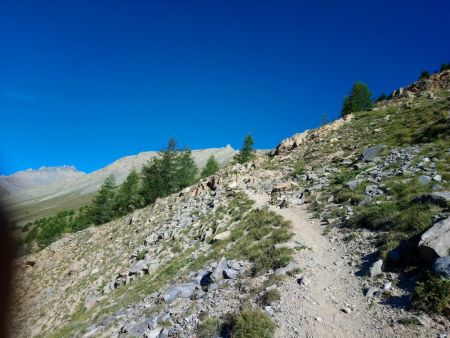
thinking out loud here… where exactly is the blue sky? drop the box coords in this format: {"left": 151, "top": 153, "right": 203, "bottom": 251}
{"left": 1, "top": 0, "right": 449, "bottom": 175}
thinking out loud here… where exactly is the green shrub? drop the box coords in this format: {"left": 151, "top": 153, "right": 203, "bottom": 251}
{"left": 197, "top": 318, "right": 222, "bottom": 338}
{"left": 293, "top": 157, "right": 306, "bottom": 176}
{"left": 419, "top": 70, "right": 431, "bottom": 80}
{"left": 230, "top": 309, "right": 275, "bottom": 338}
{"left": 413, "top": 275, "right": 450, "bottom": 316}
{"left": 259, "top": 289, "right": 281, "bottom": 306}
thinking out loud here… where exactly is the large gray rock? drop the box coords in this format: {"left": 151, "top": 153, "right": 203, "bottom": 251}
{"left": 223, "top": 268, "right": 239, "bottom": 279}
{"left": 418, "top": 175, "right": 432, "bottom": 186}
{"left": 369, "top": 259, "right": 383, "bottom": 277}
{"left": 274, "top": 262, "right": 300, "bottom": 276}
{"left": 432, "top": 256, "right": 450, "bottom": 277}
{"left": 211, "top": 257, "right": 228, "bottom": 282}
{"left": 361, "top": 145, "right": 384, "bottom": 162}
{"left": 413, "top": 191, "right": 450, "bottom": 207}
{"left": 346, "top": 181, "right": 359, "bottom": 191}
{"left": 162, "top": 283, "right": 198, "bottom": 303}
{"left": 419, "top": 217, "right": 450, "bottom": 263}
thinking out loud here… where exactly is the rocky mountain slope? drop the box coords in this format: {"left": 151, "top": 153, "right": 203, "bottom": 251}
{"left": 3, "top": 146, "right": 237, "bottom": 225}
{"left": 0, "top": 166, "right": 86, "bottom": 195}
{"left": 11, "top": 70, "right": 450, "bottom": 338}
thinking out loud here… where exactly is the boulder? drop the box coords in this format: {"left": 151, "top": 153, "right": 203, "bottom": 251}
{"left": 84, "top": 294, "right": 99, "bottom": 310}
{"left": 162, "top": 283, "right": 198, "bottom": 303}
{"left": 271, "top": 182, "right": 295, "bottom": 194}
{"left": 223, "top": 268, "right": 239, "bottom": 279}
{"left": 418, "top": 175, "right": 432, "bottom": 186}
{"left": 68, "top": 261, "right": 83, "bottom": 275}
{"left": 361, "top": 145, "right": 384, "bottom": 162}
{"left": 413, "top": 191, "right": 450, "bottom": 207}
{"left": 369, "top": 259, "right": 383, "bottom": 277}
{"left": 432, "top": 256, "right": 450, "bottom": 277}
{"left": 346, "top": 181, "right": 359, "bottom": 191}
{"left": 274, "top": 262, "right": 300, "bottom": 276}
{"left": 213, "top": 230, "right": 231, "bottom": 241}
{"left": 211, "top": 257, "right": 228, "bottom": 281}
{"left": 419, "top": 217, "right": 450, "bottom": 263}
{"left": 129, "top": 260, "right": 148, "bottom": 275}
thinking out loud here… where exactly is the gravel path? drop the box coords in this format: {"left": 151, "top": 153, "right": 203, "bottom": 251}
{"left": 247, "top": 191, "right": 403, "bottom": 338}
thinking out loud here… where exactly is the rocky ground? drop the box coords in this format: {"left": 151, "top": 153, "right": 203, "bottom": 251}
{"left": 11, "top": 70, "right": 450, "bottom": 337}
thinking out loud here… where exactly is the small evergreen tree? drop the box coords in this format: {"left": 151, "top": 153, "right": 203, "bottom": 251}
{"left": 114, "top": 169, "right": 142, "bottom": 216}
{"left": 174, "top": 149, "right": 198, "bottom": 190}
{"left": 234, "top": 134, "right": 255, "bottom": 164}
{"left": 88, "top": 175, "right": 117, "bottom": 225}
{"left": 419, "top": 70, "right": 431, "bottom": 80}
{"left": 440, "top": 63, "right": 450, "bottom": 72}
{"left": 321, "top": 113, "right": 328, "bottom": 126}
{"left": 201, "top": 155, "right": 220, "bottom": 178}
{"left": 341, "top": 82, "right": 373, "bottom": 116}
{"left": 375, "top": 92, "right": 388, "bottom": 102}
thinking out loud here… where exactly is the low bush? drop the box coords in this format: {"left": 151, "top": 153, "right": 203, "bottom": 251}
{"left": 197, "top": 318, "right": 222, "bottom": 338}
{"left": 413, "top": 275, "right": 450, "bottom": 316}
{"left": 259, "top": 288, "right": 281, "bottom": 306}
{"left": 229, "top": 309, "right": 275, "bottom": 338}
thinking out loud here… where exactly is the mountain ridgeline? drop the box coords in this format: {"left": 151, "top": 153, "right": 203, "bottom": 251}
{"left": 11, "top": 68, "right": 450, "bottom": 338}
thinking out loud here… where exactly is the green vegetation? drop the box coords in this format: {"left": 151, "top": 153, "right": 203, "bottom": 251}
{"left": 259, "top": 288, "right": 281, "bottom": 306}
{"left": 398, "top": 317, "right": 421, "bottom": 326}
{"left": 375, "top": 92, "right": 388, "bottom": 102}
{"left": 341, "top": 82, "right": 373, "bottom": 116}
{"left": 234, "top": 134, "right": 255, "bottom": 164}
{"left": 348, "top": 176, "right": 441, "bottom": 259}
{"left": 293, "top": 157, "right": 306, "bottom": 177}
{"left": 229, "top": 309, "right": 275, "bottom": 338}
{"left": 23, "top": 137, "right": 200, "bottom": 252}
{"left": 413, "top": 275, "right": 450, "bottom": 316}
{"left": 201, "top": 155, "right": 220, "bottom": 178}
{"left": 419, "top": 70, "right": 431, "bottom": 80}
{"left": 88, "top": 175, "right": 117, "bottom": 225}
{"left": 197, "top": 317, "right": 222, "bottom": 338}
{"left": 114, "top": 169, "right": 142, "bottom": 215}
{"left": 441, "top": 63, "right": 450, "bottom": 72}
{"left": 140, "top": 138, "right": 198, "bottom": 205}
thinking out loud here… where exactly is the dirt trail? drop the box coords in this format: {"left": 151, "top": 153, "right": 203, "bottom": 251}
{"left": 247, "top": 191, "right": 397, "bottom": 338}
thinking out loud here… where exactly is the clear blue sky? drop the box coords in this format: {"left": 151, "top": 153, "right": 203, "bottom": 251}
{"left": 1, "top": 0, "right": 449, "bottom": 175}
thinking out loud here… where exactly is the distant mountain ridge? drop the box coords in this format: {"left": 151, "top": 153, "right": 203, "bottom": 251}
{"left": 0, "top": 166, "right": 86, "bottom": 195}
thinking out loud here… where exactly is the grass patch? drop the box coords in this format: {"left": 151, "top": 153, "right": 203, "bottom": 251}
{"left": 413, "top": 275, "right": 450, "bottom": 316}
{"left": 228, "top": 309, "right": 275, "bottom": 338}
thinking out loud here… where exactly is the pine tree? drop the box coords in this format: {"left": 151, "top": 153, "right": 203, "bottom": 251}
{"left": 88, "top": 175, "right": 117, "bottom": 225}
{"left": 201, "top": 155, "right": 220, "bottom": 178}
{"left": 234, "top": 134, "right": 255, "bottom": 164}
{"left": 141, "top": 138, "right": 198, "bottom": 205}
{"left": 419, "top": 70, "right": 431, "bottom": 80}
{"left": 175, "top": 149, "right": 198, "bottom": 190}
{"left": 341, "top": 82, "right": 373, "bottom": 116}
{"left": 114, "top": 169, "right": 142, "bottom": 215}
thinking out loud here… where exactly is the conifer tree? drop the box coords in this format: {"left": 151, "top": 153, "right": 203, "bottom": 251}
{"left": 88, "top": 175, "right": 117, "bottom": 225}
{"left": 341, "top": 82, "right": 373, "bottom": 116}
{"left": 114, "top": 169, "right": 142, "bottom": 215}
{"left": 234, "top": 134, "right": 255, "bottom": 164}
{"left": 201, "top": 155, "right": 220, "bottom": 178}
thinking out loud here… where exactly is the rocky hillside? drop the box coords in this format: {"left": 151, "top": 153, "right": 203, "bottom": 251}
{"left": 12, "top": 70, "right": 450, "bottom": 338}
{"left": 4, "top": 146, "right": 237, "bottom": 226}
{"left": 0, "top": 166, "right": 86, "bottom": 196}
